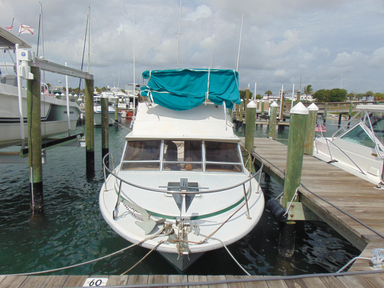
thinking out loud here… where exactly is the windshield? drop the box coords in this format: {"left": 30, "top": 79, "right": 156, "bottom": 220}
{"left": 121, "top": 140, "right": 243, "bottom": 172}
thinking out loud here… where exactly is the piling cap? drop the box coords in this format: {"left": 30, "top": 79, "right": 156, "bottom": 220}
{"left": 308, "top": 103, "right": 319, "bottom": 111}
{"left": 270, "top": 101, "right": 279, "bottom": 108}
{"left": 247, "top": 100, "right": 257, "bottom": 108}
{"left": 290, "top": 102, "right": 309, "bottom": 115}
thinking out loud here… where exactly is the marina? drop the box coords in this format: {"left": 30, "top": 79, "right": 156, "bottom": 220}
{"left": 2, "top": 4, "right": 384, "bottom": 286}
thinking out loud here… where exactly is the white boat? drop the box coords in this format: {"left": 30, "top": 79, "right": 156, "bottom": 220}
{"left": 313, "top": 104, "right": 384, "bottom": 186}
{"left": 93, "top": 92, "right": 121, "bottom": 126}
{"left": 0, "top": 26, "right": 81, "bottom": 148}
{"left": 99, "top": 68, "right": 265, "bottom": 271}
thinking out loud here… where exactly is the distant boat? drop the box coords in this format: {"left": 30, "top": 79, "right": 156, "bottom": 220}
{"left": 0, "top": 26, "right": 81, "bottom": 148}
{"left": 93, "top": 92, "right": 121, "bottom": 126}
{"left": 99, "top": 68, "right": 265, "bottom": 271}
{"left": 315, "top": 123, "right": 326, "bottom": 132}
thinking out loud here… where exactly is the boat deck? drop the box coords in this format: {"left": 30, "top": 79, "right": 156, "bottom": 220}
{"left": 242, "top": 137, "right": 384, "bottom": 272}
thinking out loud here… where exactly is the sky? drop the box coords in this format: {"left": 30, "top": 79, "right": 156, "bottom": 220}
{"left": 2, "top": 0, "right": 384, "bottom": 95}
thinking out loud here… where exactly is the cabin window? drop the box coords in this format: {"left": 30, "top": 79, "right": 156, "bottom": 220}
{"left": 205, "top": 141, "right": 242, "bottom": 172}
{"left": 121, "top": 140, "right": 161, "bottom": 170}
{"left": 163, "top": 140, "right": 202, "bottom": 171}
{"left": 341, "top": 125, "right": 376, "bottom": 148}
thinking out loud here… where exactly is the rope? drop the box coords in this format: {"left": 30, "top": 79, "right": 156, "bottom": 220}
{"left": 202, "top": 235, "right": 251, "bottom": 276}
{"left": 8, "top": 243, "right": 139, "bottom": 276}
{"left": 120, "top": 241, "right": 164, "bottom": 275}
{"left": 9, "top": 226, "right": 169, "bottom": 276}
{"left": 205, "top": 68, "right": 210, "bottom": 104}
{"left": 282, "top": 186, "right": 300, "bottom": 217}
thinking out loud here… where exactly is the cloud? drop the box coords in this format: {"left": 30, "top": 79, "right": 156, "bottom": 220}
{"left": 332, "top": 51, "right": 367, "bottom": 67}
{"left": 1, "top": 0, "right": 384, "bottom": 94}
{"left": 185, "top": 5, "right": 212, "bottom": 22}
{"left": 369, "top": 47, "right": 384, "bottom": 68}
{"left": 265, "top": 29, "right": 300, "bottom": 56}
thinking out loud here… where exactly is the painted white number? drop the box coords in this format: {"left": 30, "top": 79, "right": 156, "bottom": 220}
{"left": 83, "top": 278, "right": 108, "bottom": 287}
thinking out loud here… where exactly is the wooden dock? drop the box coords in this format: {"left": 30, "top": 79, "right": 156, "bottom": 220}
{"left": 2, "top": 272, "right": 384, "bottom": 287}
{"left": 245, "top": 137, "right": 384, "bottom": 272}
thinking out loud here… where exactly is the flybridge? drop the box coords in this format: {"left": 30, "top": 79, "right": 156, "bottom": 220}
{"left": 140, "top": 68, "right": 241, "bottom": 111}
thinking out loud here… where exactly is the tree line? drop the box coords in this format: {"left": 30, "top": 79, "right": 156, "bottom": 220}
{"left": 240, "top": 84, "right": 384, "bottom": 103}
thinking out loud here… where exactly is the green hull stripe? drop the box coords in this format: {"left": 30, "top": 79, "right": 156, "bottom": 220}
{"left": 115, "top": 187, "right": 249, "bottom": 220}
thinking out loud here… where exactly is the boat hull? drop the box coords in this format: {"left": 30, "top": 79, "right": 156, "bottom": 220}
{"left": 314, "top": 137, "right": 383, "bottom": 184}
{"left": 159, "top": 251, "right": 204, "bottom": 271}
{"left": 0, "top": 84, "right": 81, "bottom": 148}
{"left": 99, "top": 170, "right": 265, "bottom": 271}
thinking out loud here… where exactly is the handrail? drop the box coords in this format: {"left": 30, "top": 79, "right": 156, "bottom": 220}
{"left": 321, "top": 137, "right": 366, "bottom": 175}
{"left": 102, "top": 146, "right": 264, "bottom": 196}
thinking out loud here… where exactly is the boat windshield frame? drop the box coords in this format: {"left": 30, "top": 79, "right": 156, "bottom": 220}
{"left": 120, "top": 139, "right": 244, "bottom": 173}
{"left": 331, "top": 108, "right": 384, "bottom": 157}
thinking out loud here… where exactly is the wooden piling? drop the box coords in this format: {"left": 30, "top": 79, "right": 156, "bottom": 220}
{"left": 239, "top": 100, "right": 244, "bottom": 124}
{"left": 114, "top": 98, "right": 119, "bottom": 125}
{"left": 245, "top": 100, "right": 256, "bottom": 172}
{"left": 323, "top": 103, "right": 328, "bottom": 124}
{"left": 296, "top": 91, "right": 301, "bottom": 106}
{"left": 261, "top": 100, "right": 265, "bottom": 115}
{"left": 304, "top": 103, "right": 318, "bottom": 156}
{"left": 279, "top": 102, "right": 308, "bottom": 258}
{"left": 268, "top": 101, "right": 278, "bottom": 139}
{"left": 27, "top": 66, "right": 44, "bottom": 215}
{"left": 244, "top": 87, "right": 250, "bottom": 124}
{"left": 84, "top": 79, "right": 94, "bottom": 175}
{"left": 101, "top": 95, "right": 109, "bottom": 168}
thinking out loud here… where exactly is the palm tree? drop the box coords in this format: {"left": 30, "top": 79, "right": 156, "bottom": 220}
{"left": 264, "top": 90, "right": 272, "bottom": 100}
{"left": 304, "top": 85, "right": 313, "bottom": 101}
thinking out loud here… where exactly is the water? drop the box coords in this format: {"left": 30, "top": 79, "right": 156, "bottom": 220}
{"left": 0, "top": 117, "right": 360, "bottom": 276}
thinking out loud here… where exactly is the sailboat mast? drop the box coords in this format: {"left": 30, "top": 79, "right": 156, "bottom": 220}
{"left": 78, "top": 5, "right": 90, "bottom": 97}
{"left": 36, "top": 3, "right": 42, "bottom": 57}
{"left": 133, "top": 8, "right": 136, "bottom": 109}
{"left": 87, "top": 7, "right": 91, "bottom": 73}
{"left": 177, "top": 0, "right": 182, "bottom": 68}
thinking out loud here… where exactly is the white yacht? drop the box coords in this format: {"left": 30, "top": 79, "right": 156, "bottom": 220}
{"left": 314, "top": 104, "right": 384, "bottom": 186}
{"left": 99, "top": 68, "right": 265, "bottom": 271}
{"left": 0, "top": 26, "right": 81, "bottom": 148}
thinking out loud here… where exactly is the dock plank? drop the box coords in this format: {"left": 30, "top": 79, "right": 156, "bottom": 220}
{"left": 106, "top": 275, "right": 128, "bottom": 286}
{"left": 38, "top": 275, "right": 69, "bottom": 288}
{"left": 0, "top": 276, "right": 27, "bottom": 288}
{"left": 207, "top": 275, "right": 229, "bottom": 288}
{"left": 168, "top": 275, "right": 188, "bottom": 288}
{"left": 126, "top": 274, "right": 149, "bottom": 286}
{"left": 188, "top": 275, "right": 209, "bottom": 288}
{"left": 62, "top": 275, "right": 88, "bottom": 287}
{"left": 243, "top": 137, "right": 384, "bottom": 272}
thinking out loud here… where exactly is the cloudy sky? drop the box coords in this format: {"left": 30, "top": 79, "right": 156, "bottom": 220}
{"left": 2, "top": 0, "right": 384, "bottom": 95}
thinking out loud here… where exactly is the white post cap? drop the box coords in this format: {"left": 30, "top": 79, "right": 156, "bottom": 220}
{"left": 290, "top": 101, "right": 309, "bottom": 115}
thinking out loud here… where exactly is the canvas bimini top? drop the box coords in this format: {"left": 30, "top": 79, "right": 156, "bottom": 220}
{"left": 140, "top": 68, "right": 241, "bottom": 111}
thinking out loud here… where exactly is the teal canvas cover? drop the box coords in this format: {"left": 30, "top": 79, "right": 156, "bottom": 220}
{"left": 140, "top": 68, "right": 240, "bottom": 111}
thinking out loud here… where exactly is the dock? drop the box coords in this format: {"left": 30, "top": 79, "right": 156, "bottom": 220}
{"left": 2, "top": 272, "right": 384, "bottom": 287}
{"left": 245, "top": 137, "right": 384, "bottom": 272}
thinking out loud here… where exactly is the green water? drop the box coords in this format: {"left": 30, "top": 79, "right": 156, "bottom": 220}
{"left": 0, "top": 117, "right": 360, "bottom": 275}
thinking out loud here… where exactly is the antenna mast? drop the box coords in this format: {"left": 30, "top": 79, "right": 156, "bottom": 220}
{"left": 236, "top": 14, "right": 244, "bottom": 71}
